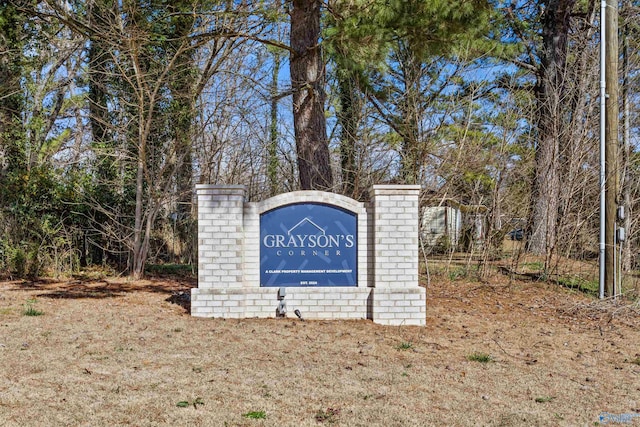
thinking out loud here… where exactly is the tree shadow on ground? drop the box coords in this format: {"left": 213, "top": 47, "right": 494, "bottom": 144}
{"left": 4, "top": 276, "right": 194, "bottom": 302}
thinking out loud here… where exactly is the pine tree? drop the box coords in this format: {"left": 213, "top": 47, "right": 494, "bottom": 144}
{"left": 290, "top": 0, "right": 333, "bottom": 190}
{"left": 325, "top": 0, "right": 496, "bottom": 185}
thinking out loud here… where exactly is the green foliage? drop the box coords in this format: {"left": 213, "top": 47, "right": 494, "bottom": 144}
{"left": 0, "top": 0, "right": 30, "bottom": 108}
{"left": 523, "top": 262, "right": 544, "bottom": 271}
{"left": 535, "top": 396, "right": 555, "bottom": 403}
{"left": 23, "top": 300, "right": 43, "bottom": 317}
{"left": 445, "top": 265, "right": 479, "bottom": 281}
{"left": 448, "top": 266, "right": 467, "bottom": 281}
{"left": 1, "top": 161, "right": 90, "bottom": 278}
{"left": 27, "top": 246, "right": 40, "bottom": 278}
{"left": 0, "top": 241, "right": 42, "bottom": 279}
{"left": 325, "top": 0, "right": 507, "bottom": 184}
{"left": 467, "top": 352, "right": 493, "bottom": 363}
{"left": 176, "top": 397, "right": 204, "bottom": 408}
{"left": 9, "top": 246, "right": 27, "bottom": 278}
{"left": 23, "top": 306, "right": 44, "bottom": 317}
{"left": 555, "top": 276, "right": 599, "bottom": 298}
{"left": 325, "top": 0, "right": 497, "bottom": 75}
{"left": 396, "top": 341, "right": 414, "bottom": 351}
{"left": 242, "top": 410, "right": 266, "bottom": 419}
{"left": 324, "top": 1, "right": 390, "bottom": 79}
{"left": 37, "top": 129, "right": 70, "bottom": 164}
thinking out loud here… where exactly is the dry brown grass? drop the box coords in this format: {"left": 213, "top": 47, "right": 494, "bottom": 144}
{"left": 1, "top": 275, "right": 639, "bottom": 426}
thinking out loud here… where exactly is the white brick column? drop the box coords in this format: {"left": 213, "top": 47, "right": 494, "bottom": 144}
{"left": 370, "top": 185, "right": 426, "bottom": 325}
{"left": 192, "top": 185, "right": 246, "bottom": 317}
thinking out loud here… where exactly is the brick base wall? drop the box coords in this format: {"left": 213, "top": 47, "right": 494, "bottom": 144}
{"left": 192, "top": 287, "right": 372, "bottom": 320}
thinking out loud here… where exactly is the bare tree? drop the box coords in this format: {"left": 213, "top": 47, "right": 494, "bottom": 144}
{"left": 46, "top": 0, "right": 259, "bottom": 277}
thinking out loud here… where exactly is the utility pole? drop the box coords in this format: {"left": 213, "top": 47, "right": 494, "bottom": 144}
{"left": 604, "top": 0, "right": 619, "bottom": 297}
{"left": 621, "top": 0, "right": 632, "bottom": 272}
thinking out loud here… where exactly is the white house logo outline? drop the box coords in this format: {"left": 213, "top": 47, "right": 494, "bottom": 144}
{"left": 287, "top": 217, "right": 325, "bottom": 235}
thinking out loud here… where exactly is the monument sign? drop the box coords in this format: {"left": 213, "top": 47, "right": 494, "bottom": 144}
{"left": 192, "top": 185, "right": 426, "bottom": 326}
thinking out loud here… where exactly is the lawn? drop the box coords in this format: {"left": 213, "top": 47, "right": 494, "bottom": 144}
{"left": 0, "top": 275, "right": 639, "bottom": 426}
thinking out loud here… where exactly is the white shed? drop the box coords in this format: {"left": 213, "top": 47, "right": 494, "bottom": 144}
{"left": 421, "top": 206, "right": 462, "bottom": 247}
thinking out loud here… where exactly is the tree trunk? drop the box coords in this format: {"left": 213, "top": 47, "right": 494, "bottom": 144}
{"left": 87, "top": 2, "right": 116, "bottom": 266}
{"left": 268, "top": 53, "right": 281, "bottom": 196}
{"left": 0, "top": 1, "right": 26, "bottom": 181}
{"left": 396, "top": 41, "right": 423, "bottom": 185}
{"left": 290, "top": 0, "right": 333, "bottom": 191}
{"left": 528, "top": 0, "right": 576, "bottom": 263}
{"left": 132, "top": 128, "right": 146, "bottom": 279}
{"left": 168, "top": 3, "right": 196, "bottom": 263}
{"left": 337, "top": 68, "right": 362, "bottom": 198}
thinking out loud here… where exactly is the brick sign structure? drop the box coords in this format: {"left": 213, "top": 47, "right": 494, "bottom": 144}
{"left": 191, "top": 185, "right": 426, "bottom": 326}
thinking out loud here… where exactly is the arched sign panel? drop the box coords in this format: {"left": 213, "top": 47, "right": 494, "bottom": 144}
{"left": 260, "top": 203, "right": 357, "bottom": 287}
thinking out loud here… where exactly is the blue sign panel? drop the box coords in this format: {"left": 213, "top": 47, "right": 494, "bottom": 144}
{"left": 260, "top": 203, "right": 357, "bottom": 287}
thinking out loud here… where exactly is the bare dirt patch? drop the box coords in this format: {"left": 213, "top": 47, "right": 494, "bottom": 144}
{"left": 1, "top": 276, "right": 639, "bottom": 426}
